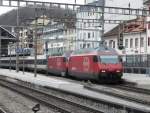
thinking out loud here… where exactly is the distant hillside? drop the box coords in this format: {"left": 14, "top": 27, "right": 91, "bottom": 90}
{"left": 0, "top": 6, "right": 75, "bottom": 31}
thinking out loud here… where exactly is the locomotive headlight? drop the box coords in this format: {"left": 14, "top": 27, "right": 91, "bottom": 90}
{"left": 116, "top": 70, "right": 120, "bottom": 72}
{"left": 101, "top": 70, "right": 106, "bottom": 73}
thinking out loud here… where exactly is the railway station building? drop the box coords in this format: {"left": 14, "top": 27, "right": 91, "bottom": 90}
{"left": 103, "top": 17, "right": 149, "bottom": 55}
{"left": 103, "top": 0, "right": 150, "bottom": 55}
{"left": 0, "top": 26, "right": 16, "bottom": 56}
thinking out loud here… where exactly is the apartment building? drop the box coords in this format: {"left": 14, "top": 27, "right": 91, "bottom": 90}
{"left": 104, "top": 17, "right": 149, "bottom": 55}
{"left": 75, "top": 0, "right": 104, "bottom": 49}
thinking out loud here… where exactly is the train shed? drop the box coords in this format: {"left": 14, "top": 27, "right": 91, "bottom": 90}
{"left": 0, "top": 26, "right": 16, "bottom": 56}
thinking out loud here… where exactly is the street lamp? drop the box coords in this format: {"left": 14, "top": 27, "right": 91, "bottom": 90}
{"left": 22, "top": 41, "right": 27, "bottom": 74}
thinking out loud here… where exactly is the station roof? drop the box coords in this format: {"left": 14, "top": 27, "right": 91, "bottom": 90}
{"left": 0, "top": 26, "right": 16, "bottom": 40}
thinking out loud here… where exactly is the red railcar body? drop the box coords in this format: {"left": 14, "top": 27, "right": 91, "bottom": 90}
{"left": 68, "top": 47, "right": 123, "bottom": 82}
{"left": 48, "top": 56, "right": 67, "bottom": 76}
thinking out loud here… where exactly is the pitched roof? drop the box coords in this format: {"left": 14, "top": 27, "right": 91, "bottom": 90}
{"left": 143, "top": 0, "right": 150, "bottom": 5}
{"left": 104, "top": 17, "right": 146, "bottom": 37}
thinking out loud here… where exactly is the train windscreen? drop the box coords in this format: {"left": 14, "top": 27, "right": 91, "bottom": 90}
{"left": 100, "top": 55, "right": 119, "bottom": 64}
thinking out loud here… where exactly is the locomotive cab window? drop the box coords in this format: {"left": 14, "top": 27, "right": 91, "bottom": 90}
{"left": 100, "top": 55, "right": 119, "bottom": 64}
{"left": 93, "top": 56, "right": 98, "bottom": 62}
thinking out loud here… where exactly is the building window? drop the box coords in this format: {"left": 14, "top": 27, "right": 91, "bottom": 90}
{"left": 92, "top": 23, "right": 94, "bottom": 27}
{"left": 109, "top": 40, "right": 113, "bottom": 48}
{"left": 88, "top": 23, "right": 90, "bottom": 27}
{"left": 135, "top": 38, "right": 138, "bottom": 48}
{"left": 84, "top": 22, "right": 86, "bottom": 28}
{"left": 83, "top": 32, "right": 86, "bottom": 39}
{"left": 140, "top": 37, "right": 144, "bottom": 47}
{"left": 87, "top": 43, "right": 90, "bottom": 48}
{"left": 25, "top": 31, "right": 28, "bottom": 36}
{"left": 148, "top": 37, "right": 150, "bottom": 46}
{"left": 93, "top": 32, "right": 94, "bottom": 38}
{"left": 113, "top": 41, "right": 115, "bottom": 48}
{"left": 80, "top": 33, "right": 82, "bottom": 39}
{"left": 125, "top": 39, "right": 128, "bottom": 48}
{"left": 130, "top": 38, "right": 133, "bottom": 48}
{"left": 83, "top": 43, "right": 86, "bottom": 48}
{"left": 80, "top": 23, "right": 82, "bottom": 28}
{"left": 20, "top": 32, "right": 23, "bottom": 37}
{"left": 80, "top": 44, "right": 82, "bottom": 48}
{"left": 88, "top": 33, "right": 90, "bottom": 39}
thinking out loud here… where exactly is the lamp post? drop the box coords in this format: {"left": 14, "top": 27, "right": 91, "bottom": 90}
{"left": 16, "top": 0, "right": 20, "bottom": 72}
{"left": 34, "top": 16, "right": 38, "bottom": 77}
{"left": 22, "top": 41, "right": 27, "bottom": 74}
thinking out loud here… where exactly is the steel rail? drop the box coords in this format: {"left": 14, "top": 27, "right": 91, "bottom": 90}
{"left": 0, "top": 78, "right": 104, "bottom": 113}
{"left": 84, "top": 83, "right": 150, "bottom": 106}
{"left": 113, "top": 85, "right": 150, "bottom": 95}
{"left": 0, "top": 75, "right": 149, "bottom": 113}
{"left": 0, "top": 108, "right": 7, "bottom": 113}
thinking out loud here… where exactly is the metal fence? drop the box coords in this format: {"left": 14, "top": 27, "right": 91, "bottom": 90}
{"left": 122, "top": 54, "right": 150, "bottom": 74}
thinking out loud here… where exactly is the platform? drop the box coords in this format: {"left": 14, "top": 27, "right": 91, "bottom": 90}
{"left": 0, "top": 69, "right": 150, "bottom": 112}
{"left": 123, "top": 73, "right": 150, "bottom": 85}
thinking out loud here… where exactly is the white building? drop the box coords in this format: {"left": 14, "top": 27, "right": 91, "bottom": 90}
{"left": 105, "top": 0, "right": 143, "bottom": 33}
{"left": 75, "top": 0, "right": 104, "bottom": 49}
{"left": 19, "top": 29, "right": 28, "bottom": 48}
{"left": 43, "top": 20, "right": 76, "bottom": 56}
{"left": 64, "top": 28, "right": 76, "bottom": 51}
{"left": 104, "top": 17, "right": 150, "bottom": 55}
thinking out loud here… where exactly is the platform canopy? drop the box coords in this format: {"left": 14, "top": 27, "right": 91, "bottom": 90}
{"left": 0, "top": 26, "right": 16, "bottom": 56}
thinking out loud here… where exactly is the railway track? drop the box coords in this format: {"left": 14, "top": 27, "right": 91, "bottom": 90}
{"left": 113, "top": 84, "right": 150, "bottom": 95}
{"left": 0, "top": 108, "right": 7, "bottom": 113}
{"left": 0, "top": 78, "right": 104, "bottom": 113}
{"left": 84, "top": 83, "right": 150, "bottom": 106}
{"left": 0, "top": 75, "right": 150, "bottom": 113}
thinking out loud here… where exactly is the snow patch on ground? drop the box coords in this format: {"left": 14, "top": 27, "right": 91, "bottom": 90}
{"left": 0, "top": 69, "right": 82, "bottom": 88}
{"left": 123, "top": 73, "right": 150, "bottom": 85}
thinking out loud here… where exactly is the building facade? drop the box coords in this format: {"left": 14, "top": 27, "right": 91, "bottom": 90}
{"left": 43, "top": 20, "right": 76, "bottom": 56}
{"left": 75, "top": 0, "right": 104, "bottom": 49}
{"left": 64, "top": 28, "right": 76, "bottom": 51}
{"left": 104, "top": 17, "right": 149, "bottom": 55}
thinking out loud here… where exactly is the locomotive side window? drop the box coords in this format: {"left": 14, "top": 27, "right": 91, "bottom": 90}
{"left": 93, "top": 56, "right": 98, "bottom": 62}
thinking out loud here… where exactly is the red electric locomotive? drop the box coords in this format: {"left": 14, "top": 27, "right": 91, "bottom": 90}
{"left": 68, "top": 47, "right": 123, "bottom": 82}
{"left": 48, "top": 56, "right": 67, "bottom": 76}
{"left": 48, "top": 51, "right": 71, "bottom": 76}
